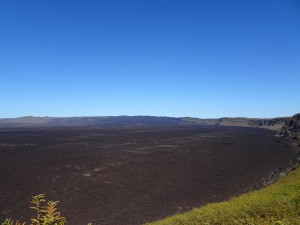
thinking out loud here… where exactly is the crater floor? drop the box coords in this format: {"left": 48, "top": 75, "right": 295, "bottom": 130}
{"left": 0, "top": 126, "right": 297, "bottom": 225}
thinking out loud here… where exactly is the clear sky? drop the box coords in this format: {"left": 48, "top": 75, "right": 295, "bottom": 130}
{"left": 0, "top": 0, "right": 299, "bottom": 118}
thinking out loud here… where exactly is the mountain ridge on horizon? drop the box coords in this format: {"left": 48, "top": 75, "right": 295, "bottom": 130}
{"left": 0, "top": 114, "right": 298, "bottom": 127}
{"left": 1, "top": 113, "right": 298, "bottom": 120}
{"left": 0, "top": 114, "right": 299, "bottom": 146}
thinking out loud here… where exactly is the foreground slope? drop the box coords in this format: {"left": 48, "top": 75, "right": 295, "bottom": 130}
{"left": 147, "top": 163, "right": 300, "bottom": 225}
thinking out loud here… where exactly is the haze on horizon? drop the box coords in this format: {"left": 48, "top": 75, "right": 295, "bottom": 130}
{"left": 1, "top": 0, "right": 299, "bottom": 119}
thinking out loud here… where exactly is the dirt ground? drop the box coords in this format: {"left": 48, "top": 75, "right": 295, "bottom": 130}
{"left": 0, "top": 125, "right": 297, "bottom": 225}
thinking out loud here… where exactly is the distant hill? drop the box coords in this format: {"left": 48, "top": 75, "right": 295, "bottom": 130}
{"left": 0, "top": 114, "right": 299, "bottom": 145}
{"left": 0, "top": 116, "right": 194, "bottom": 127}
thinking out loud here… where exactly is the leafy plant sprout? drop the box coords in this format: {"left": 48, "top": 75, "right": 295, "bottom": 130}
{"left": 2, "top": 194, "right": 92, "bottom": 225}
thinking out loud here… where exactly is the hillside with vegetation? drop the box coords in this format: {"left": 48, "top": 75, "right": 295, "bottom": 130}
{"left": 147, "top": 163, "right": 300, "bottom": 225}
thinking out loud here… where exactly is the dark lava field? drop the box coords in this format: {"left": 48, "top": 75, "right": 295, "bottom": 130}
{"left": 0, "top": 126, "right": 297, "bottom": 225}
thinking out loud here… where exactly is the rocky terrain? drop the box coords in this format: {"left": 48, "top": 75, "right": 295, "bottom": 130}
{"left": 277, "top": 114, "right": 300, "bottom": 145}
{"left": 0, "top": 114, "right": 299, "bottom": 225}
{"left": 0, "top": 125, "right": 297, "bottom": 225}
{"left": 193, "top": 114, "right": 300, "bottom": 146}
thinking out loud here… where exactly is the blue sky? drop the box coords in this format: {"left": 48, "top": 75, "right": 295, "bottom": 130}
{"left": 0, "top": 0, "right": 299, "bottom": 118}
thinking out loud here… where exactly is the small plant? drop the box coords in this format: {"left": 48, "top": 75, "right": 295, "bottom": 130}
{"left": 30, "top": 194, "right": 66, "bottom": 225}
{"left": 2, "top": 194, "right": 92, "bottom": 225}
{"left": 2, "top": 219, "right": 25, "bottom": 225}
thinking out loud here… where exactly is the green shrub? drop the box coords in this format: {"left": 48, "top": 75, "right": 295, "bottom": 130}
{"left": 2, "top": 194, "right": 92, "bottom": 225}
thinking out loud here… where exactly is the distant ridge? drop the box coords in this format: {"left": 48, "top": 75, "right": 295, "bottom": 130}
{"left": 0, "top": 116, "right": 191, "bottom": 127}
{"left": 0, "top": 114, "right": 297, "bottom": 128}
{"left": 1, "top": 114, "right": 299, "bottom": 145}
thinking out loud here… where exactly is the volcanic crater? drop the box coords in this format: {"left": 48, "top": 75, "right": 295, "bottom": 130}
{"left": 0, "top": 125, "right": 298, "bottom": 225}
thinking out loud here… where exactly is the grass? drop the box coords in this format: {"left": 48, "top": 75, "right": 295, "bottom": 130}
{"left": 146, "top": 166, "right": 300, "bottom": 225}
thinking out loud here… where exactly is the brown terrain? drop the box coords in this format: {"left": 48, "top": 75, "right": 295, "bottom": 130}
{"left": 0, "top": 120, "right": 299, "bottom": 225}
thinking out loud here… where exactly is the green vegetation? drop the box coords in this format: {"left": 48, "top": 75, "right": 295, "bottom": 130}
{"left": 1, "top": 194, "right": 91, "bottom": 225}
{"left": 146, "top": 166, "right": 300, "bottom": 225}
